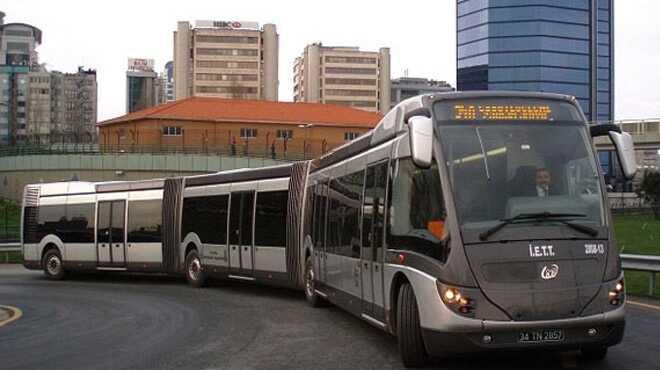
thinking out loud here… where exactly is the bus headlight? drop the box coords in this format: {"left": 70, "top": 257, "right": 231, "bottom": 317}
{"left": 608, "top": 278, "right": 625, "bottom": 306}
{"left": 437, "top": 282, "right": 476, "bottom": 316}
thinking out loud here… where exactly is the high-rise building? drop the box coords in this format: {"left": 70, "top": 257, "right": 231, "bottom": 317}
{"left": 0, "top": 20, "right": 42, "bottom": 144}
{"left": 456, "top": 0, "right": 613, "bottom": 121}
{"left": 173, "top": 20, "right": 278, "bottom": 101}
{"left": 163, "top": 61, "right": 174, "bottom": 102}
{"left": 126, "top": 58, "right": 161, "bottom": 113}
{"left": 26, "top": 70, "right": 52, "bottom": 142}
{"left": 50, "top": 67, "right": 98, "bottom": 141}
{"left": 390, "top": 77, "right": 454, "bottom": 109}
{"left": 293, "top": 43, "right": 391, "bottom": 114}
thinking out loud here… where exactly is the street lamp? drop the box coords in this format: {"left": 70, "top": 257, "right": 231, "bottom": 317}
{"left": 298, "top": 123, "right": 314, "bottom": 159}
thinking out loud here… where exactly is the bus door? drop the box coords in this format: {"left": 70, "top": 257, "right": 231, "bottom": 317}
{"left": 313, "top": 182, "right": 328, "bottom": 284}
{"left": 96, "top": 200, "right": 126, "bottom": 267}
{"left": 361, "top": 162, "right": 387, "bottom": 320}
{"left": 228, "top": 191, "right": 255, "bottom": 275}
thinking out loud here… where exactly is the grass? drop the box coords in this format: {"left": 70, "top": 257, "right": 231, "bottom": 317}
{"left": 613, "top": 214, "right": 660, "bottom": 256}
{"left": 613, "top": 214, "right": 660, "bottom": 298}
{"left": 0, "top": 251, "right": 22, "bottom": 264}
{"left": 0, "top": 199, "right": 20, "bottom": 241}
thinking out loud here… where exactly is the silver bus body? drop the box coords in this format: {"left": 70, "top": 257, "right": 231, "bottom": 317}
{"left": 22, "top": 91, "right": 628, "bottom": 365}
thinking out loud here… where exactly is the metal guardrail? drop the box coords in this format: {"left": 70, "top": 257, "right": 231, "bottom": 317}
{"left": 621, "top": 254, "right": 660, "bottom": 296}
{"left": 0, "top": 242, "right": 20, "bottom": 253}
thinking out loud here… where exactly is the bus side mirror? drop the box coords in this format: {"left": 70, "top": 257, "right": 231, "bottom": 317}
{"left": 408, "top": 116, "right": 433, "bottom": 168}
{"left": 609, "top": 131, "right": 637, "bottom": 180}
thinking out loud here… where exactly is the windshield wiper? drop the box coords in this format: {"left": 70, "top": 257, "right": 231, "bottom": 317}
{"left": 478, "top": 212, "right": 597, "bottom": 241}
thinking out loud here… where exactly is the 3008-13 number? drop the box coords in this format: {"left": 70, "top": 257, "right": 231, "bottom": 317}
{"left": 584, "top": 243, "right": 605, "bottom": 255}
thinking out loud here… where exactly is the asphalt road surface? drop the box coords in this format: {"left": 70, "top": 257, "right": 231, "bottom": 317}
{"left": 1, "top": 265, "right": 660, "bottom": 370}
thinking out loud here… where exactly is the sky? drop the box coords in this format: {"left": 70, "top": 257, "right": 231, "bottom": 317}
{"left": 3, "top": 0, "right": 660, "bottom": 121}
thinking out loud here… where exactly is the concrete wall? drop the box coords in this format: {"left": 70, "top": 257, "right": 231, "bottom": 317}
{"left": 0, "top": 153, "right": 286, "bottom": 202}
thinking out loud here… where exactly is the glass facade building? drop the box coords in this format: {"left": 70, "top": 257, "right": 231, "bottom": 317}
{"left": 457, "top": 0, "right": 613, "bottom": 122}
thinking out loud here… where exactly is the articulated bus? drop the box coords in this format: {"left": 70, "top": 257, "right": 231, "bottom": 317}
{"left": 22, "top": 92, "right": 636, "bottom": 367}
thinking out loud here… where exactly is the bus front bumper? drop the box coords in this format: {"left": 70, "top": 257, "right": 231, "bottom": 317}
{"left": 421, "top": 305, "right": 625, "bottom": 355}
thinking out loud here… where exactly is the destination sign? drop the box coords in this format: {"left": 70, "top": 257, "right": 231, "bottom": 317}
{"left": 433, "top": 98, "right": 583, "bottom": 123}
{"left": 454, "top": 104, "right": 552, "bottom": 121}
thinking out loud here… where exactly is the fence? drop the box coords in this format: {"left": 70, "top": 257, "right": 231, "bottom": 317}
{"left": 0, "top": 200, "right": 20, "bottom": 243}
{"left": 0, "top": 142, "right": 325, "bottom": 161}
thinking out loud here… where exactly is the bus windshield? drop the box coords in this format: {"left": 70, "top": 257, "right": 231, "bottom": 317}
{"left": 437, "top": 122, "right": 605, "bottom": 233}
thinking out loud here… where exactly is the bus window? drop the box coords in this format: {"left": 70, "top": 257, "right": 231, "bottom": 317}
{"left": 182, "top": 195, "right": 229, "bottom": 244}
{"left": 255, "top": 191, "right": 288, "bottom": 247}
{"left": 363, "top": 162, "right": 388, "bottom": 261}
{"left": 387, "top": 158, "right": 448, "bottom": 261}
{"left": 312, "top": 183, "right": 328, "bottom": 252}
{"left": 333, "top": 171, "right": 362, "bottom": 258}
{"left": 128, "top": 200, "right": 162, "bottom": 243}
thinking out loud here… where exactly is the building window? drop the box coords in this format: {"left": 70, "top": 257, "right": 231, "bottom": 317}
{"left": 327, "top": 100, "right": 377, "bottom": 108}
{"left": 325, "top": 67, "right": 377, "bottom": 75}
{"left": 196, "top": 48, "right": 259, "bottom": 57}
{"left": 325, "top": 78, "right": 377, "bottom": 86}
{"left": 276, "top": 129, "right": 293, "bottom": 139}
{"left": 325, "top": 89, "right": 377, "bottom": 97}
{"left": 240, "top": 128, "right": 257, "bottom": 138}
{"left": 195, "top": 35, "right": 259, "bottom": 44}
{"left": 344, "top": 132, "right": 361, "bottom": 141}
{"left": 325, "top": 56, "right": 377, "bottom": 64}
{"left": 163, "top": 126, "right": 182, "bottom": 136}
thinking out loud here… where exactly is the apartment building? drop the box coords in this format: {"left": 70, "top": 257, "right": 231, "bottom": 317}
{"left": 173, "top": 20, "right": 278, "bottom": 101}
{"left": 293, "top": 43, "right": 391, "bottom": 114}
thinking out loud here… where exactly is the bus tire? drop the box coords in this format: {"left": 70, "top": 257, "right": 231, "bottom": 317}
{"left": 581, "top": 346, "right": 608, "bottom": 361}
{"left": 185, "top": 249, "right": 206, "bottom": 288}
{"left": 43, "top": 249, "right": 65, "bottom": 280}
{"left": 397, "top": 283, "right": 428, "bottom": 368}
{"left": 304, "top": 256, "right": 324, "bottom": 307}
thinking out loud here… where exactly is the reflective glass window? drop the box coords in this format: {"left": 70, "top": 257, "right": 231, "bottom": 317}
{"left": 490, "top": 36, "right": 589, "bottom": 54}
{"left": 128, "top": 200, "right": 162, "bottom": 243}
{"left": 458, "top": 54, "right": 488, "bottom": 68}
{"left": 182, "top": 195, "right": 229, "bottom": 244}
{"left": 490, "top": 51, "right": 589, "bottom": 68}
{"left": 597, "top": 80, "right": 610, "bottom": 91}
{"left": 489, "top": 66, "right": 589, "bottom": 84}
{"left": 597, "top": 44, "right": 610, "bottom": 57}
{"left": 489, "top": 7, "right": 589, "bottom": 24}
{"left": 255, "top": 191, "right": 288, "bottom": 247}
{"left": 458, "top": 39, "right": 489, "bottom": 59}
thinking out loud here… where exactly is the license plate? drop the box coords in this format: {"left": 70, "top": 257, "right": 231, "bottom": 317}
{"left": 518, "top": 329, "right": 564, "bottom": 343}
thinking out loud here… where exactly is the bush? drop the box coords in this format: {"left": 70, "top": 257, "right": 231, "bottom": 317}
{"left": 636, "top": 171, "right": 660, "bottom": 219}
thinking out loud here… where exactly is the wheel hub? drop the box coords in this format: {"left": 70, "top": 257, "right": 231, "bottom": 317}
{"left": 189, "top": 258, "right": 201, "bottom": 280}
{"left": 47, "top": 256, "right": 60, "bottom": 275}
{"left": 305, "top": 264, "right": 314, "bottom": 297}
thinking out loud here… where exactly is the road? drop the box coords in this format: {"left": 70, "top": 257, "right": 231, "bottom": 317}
{"left": 1, "top": 265, "right": 660, "bottom": 370}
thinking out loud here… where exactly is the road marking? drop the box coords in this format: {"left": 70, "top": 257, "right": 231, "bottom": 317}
{"left": 628, "top": 300, "right": 660, "bottom": 313}
{"left": 0, "top": 305, "right": 23, "bottom": 328}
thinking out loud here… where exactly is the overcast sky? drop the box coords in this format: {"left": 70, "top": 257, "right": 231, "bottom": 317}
{"left": 3, "top": 0, "right": 660, "bottom": 121}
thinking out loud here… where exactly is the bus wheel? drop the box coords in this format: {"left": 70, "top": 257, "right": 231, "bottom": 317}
{"left": 397, "top": 283, "right": 428, "bottom": 368}
{"left": 185, "top": 249, "right": 206, "bottom": 288}
{"left": 304, "top": 256, "right": 323, "bottom": 307}
{"left": 43, "top": 249, "right": 65, "bottom": 280}
{"left": 581, "top": 346, "right": 608, "bottom": 361}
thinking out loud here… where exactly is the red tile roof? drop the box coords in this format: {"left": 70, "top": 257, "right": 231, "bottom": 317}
{"left": 98, "top": 96, "right": 383, "bottom": 128}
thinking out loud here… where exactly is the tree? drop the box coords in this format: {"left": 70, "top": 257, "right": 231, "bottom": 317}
{"left": 636, "top": 171, "right": 660, "bottom": 219}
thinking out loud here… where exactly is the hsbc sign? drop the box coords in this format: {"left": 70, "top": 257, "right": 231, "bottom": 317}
{"left": 195, "top": 20, "right": 260, "bottom": 30}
